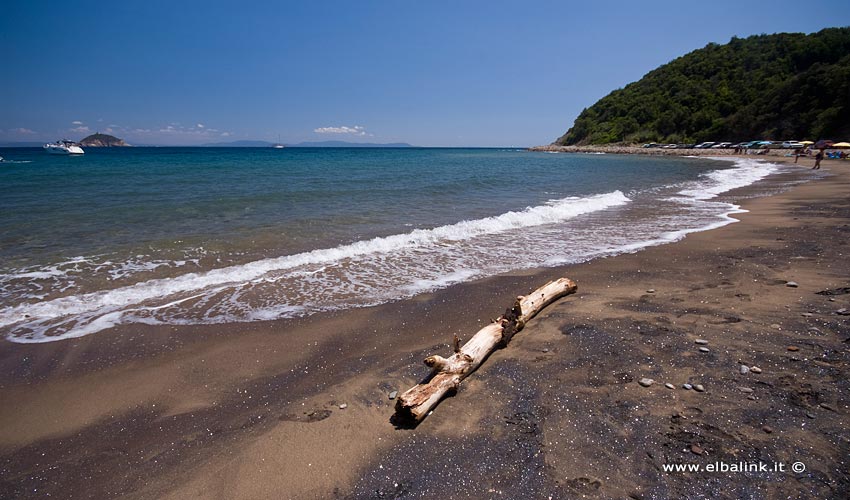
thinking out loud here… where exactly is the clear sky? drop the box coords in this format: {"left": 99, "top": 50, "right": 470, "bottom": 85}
{"left": 2, "top": 0, "right": 849, "bottom": 147}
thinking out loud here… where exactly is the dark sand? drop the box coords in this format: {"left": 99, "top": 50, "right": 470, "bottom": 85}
{"left": 1, "top": 156, "right": 848, "bottom": 499}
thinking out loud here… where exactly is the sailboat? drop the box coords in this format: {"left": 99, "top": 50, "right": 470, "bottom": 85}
{"left": 272, "top": 135, "right": 285, "bottom": 149}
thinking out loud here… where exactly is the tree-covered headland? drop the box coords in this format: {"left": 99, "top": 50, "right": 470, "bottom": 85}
{"left": 555, "top": 27, "right": 850, "bottom": 146}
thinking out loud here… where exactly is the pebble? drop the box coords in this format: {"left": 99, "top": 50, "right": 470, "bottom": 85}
{"left": 739, "top": 365, "right": 750, "bottom": 374}
{"left": 699, "top": 347, "right": 710, "bottom": 353}
{"left": 647, "top": 289, "right": 656, "bottom": 293}
{"left": 638, "top": 378, "right": 654, "bottom": 387}
{"left": 750, "top": 366, "right": 763, "bottom": 374}
{"left": 542, "top": 348, "right": 549, "bottom": 353}
{"left": 801, "top": 312, "right": 813, "bottom": 317}
{"left": 837, "top": 308, "right": 850, "bottom": 316}
{"left": 820, "top": 403, "right": 836, "bottom": 412}
{"left": 739, "top": 387, "right": 754, "bottom": 393}
{"left": 785, "top": 281, "right": 799, "bottom": 288}
{"left": 694, "top": 384, "right": 705, "bottom": 392}
{"left": 762, "top": 425, "right": 773, "bottom": 434}
{"left": 690, "top": 444, "right": 704, "bottom": 455}
{"left": 695, "top": 339, "right": 709, "bottom": 345}
{"left": 683, "top": 383, "right": 693, "bottom": 390}
{"left": 770, "top": 324, "right": 782, "bottom": 330}
{"left": 665, "top": 383, "right": 675, "bottom": 390}
{"left": 388, "top": 391, "right": 398, "bottom": 400}
{"left": 806, "top": 412, "right": 815, "bottom": 419}
{"left": 339, "top": 403, "right": 348, "bottom": 409}
{"left": 747, "top": 395, "right": 757, "bottom": 400}
{"left": 787, "top": 346, "right": 799, "bottom": 352}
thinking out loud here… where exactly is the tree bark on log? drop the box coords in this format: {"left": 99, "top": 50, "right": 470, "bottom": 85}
{"left": 394, "top": 277, "right": 577, "bottom": 424}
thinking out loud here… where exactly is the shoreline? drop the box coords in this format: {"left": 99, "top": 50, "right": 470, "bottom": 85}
{"left": 528, "top": 144, "right": 826, "bottom": 158}
{"left": 1, "top": 155, "right": 848, "bottom": 498}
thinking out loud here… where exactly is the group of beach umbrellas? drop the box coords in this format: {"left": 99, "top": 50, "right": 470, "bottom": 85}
{"left": 812, "top": 139, "right": 850, "bottom": 149}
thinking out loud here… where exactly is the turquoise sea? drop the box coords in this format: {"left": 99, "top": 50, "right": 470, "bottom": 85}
{"left": 0, "top": 147, "right": 795, "bottom": 342}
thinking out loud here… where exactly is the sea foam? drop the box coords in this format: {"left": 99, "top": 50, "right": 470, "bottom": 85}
{"left": 1, "top": 190, "right": 630, "bottom": 342}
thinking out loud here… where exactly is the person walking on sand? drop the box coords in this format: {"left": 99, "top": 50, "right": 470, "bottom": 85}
{"left": 813, "top": 149, "right": 824, "bottom": 169}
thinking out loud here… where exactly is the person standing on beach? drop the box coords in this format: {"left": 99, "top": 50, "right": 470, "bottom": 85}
{"left": 813, "top": 150, "right": 824, "bottom": 169}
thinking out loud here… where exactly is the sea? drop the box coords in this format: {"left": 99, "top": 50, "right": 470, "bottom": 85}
{"left": 0, "top": 147, "right": 804, "bottom": 343}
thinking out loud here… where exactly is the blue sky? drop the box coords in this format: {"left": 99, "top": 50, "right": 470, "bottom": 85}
{"left": 2, "top": 1, "right": 849, "bottom": 146}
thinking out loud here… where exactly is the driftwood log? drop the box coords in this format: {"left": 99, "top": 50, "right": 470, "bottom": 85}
{"left": 394, "top": 277, "right": 577, "bottom": 423}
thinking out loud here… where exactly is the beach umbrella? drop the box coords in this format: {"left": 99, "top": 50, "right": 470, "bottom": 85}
{"left": 832, "top": 142, "right": 850, "bottom": 148}
{"left": 800, "top": 141, "right": 814, "bottom": 145}
{"left": 814, "top": 139, "right": 834, "bottom": 149}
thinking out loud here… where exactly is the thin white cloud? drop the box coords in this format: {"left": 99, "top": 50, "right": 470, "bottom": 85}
{"left": 314, "top": 125, "right": 370, "bottom": 136}
{"left": 70, "top": 126, "right": 90, "bottom": 133}
{"left": 13, "top": 127, "right": 37, "bottom": 135}
{"left": 71, "top": 120, "right": 83, "bottom": 125}
{"left": 196, "top": 123, "right": 205, "bottom": 129}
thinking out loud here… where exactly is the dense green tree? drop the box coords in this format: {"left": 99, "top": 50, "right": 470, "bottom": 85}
{"left": 555, "top": 28, "right": 850, "bottom": 145}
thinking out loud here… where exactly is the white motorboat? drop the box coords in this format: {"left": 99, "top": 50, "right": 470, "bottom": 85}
{"left": 44, "top": 140, "right": 85, "bottom": 155}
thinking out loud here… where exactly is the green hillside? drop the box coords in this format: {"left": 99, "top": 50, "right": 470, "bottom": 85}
{"left": 555, "top": 27, "right": 850, "bottom": 146}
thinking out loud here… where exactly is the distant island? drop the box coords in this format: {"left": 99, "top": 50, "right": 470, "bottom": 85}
{"left": 201, "top": 140, "right": 415, "bottom": 148}
{"left": 555, "top": 27, "right": 850, "bottom": 145}
{"left": 80, "top": 133, "right": 130, "bottom": 147}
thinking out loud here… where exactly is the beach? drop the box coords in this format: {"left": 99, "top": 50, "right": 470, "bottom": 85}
{"left": 0, "top": 153, "right": 848, "bottom": 499}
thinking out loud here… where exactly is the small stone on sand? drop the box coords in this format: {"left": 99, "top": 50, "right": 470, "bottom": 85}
{"left": 694, "top": 384, "right": 705, "bottom": 392}
{"left": 699, "top": 347, "right": 710, "bottom": 353}
{"left": 739, "top": 387, "right": 754, "bottom": 393}
{"left": 690, "top": 444, "right": 704, "bottom": 455}
{"left": 762, "top": 425, "right": 773, "bottom": 434}
{"left": 695, "top": 339, "right": 709, "bottom": 345}
{"left": 665, "top": 383, "right": 675, "bottom": 390}
{"left": 787, "top": 346, "right": 799, "bottom": 352}
{"left": 739, "top": 365, "right": 750, "bottom": 374}
{"left": 647, "top": 289, "right": 655, "bottom": 293}
{"left": 785, "top": 281, "right": 798, "bottom": 288}
{"left": 638, "top": 378, "right": 654, "bottom": 387}
{"left": 339, "top": 403, "right": 348, "bottom": 409}
{"left": 750, "top": 366, "right": 762, "bottom": 374}
{"left": 683, "top": 383, "right": 693, "bottom": 390}
{"left": 388, "top": 391, "right": 397, "bottom": 400}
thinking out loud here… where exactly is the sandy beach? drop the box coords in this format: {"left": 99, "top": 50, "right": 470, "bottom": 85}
{"left": 1, "top": 154, "right": 848, "bottom": 499}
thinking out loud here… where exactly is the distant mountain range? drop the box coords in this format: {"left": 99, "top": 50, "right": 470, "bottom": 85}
{"left": 1, "top": 139, "right": 416, "bottom": 148}
{"left": 200, "top": 140, "right": 415, "bottom": 148}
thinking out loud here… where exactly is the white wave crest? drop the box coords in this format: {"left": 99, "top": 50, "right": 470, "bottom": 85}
{"left": 1, "top": 190, "right": 630, "bottom": 342}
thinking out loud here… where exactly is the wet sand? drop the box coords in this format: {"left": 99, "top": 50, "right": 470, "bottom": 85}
{"left": 1, "top": 156, "right": 848, "bottom": 499}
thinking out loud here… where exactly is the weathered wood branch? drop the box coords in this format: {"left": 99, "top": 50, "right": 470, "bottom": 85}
{"left": 394, "top": 277, "right": 577, "bottom": 424}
